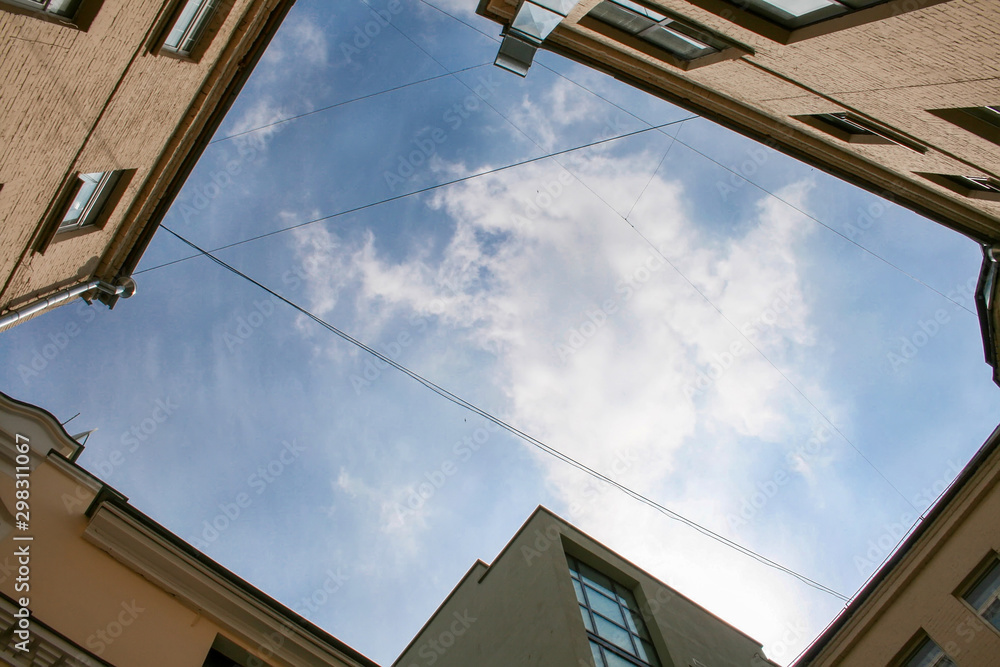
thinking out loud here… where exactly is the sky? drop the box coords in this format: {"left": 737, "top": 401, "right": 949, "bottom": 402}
{"left": 3, "top": 0, "right": 1000, "bottom": 665}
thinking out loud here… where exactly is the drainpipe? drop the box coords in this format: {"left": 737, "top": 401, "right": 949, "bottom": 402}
{"left": 0, "top": 278, "right": 136, "bottom": 330}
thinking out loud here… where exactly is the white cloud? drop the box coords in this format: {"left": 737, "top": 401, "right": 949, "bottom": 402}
{"left": 293, "top": 151, "right": 840, "bottom": 663}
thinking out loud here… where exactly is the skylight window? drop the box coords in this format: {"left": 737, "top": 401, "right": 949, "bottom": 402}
{"left": 587, "top": 0, "right": 727, "bottom": 62}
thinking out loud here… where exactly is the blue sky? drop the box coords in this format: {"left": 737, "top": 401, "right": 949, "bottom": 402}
{"left": 3, "top": 0, "right": 1000, "bottom": 664}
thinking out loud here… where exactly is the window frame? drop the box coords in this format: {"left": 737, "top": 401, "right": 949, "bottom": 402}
{"left": 675, "top": 0, "right": 951, "bottom": 44}
{"left": 567, "top": 554, "right": 662, "bottom": 667}
{"left": 148, "top": 0, "right": 231, "bottom": 63}
{"left": 955, "top": 552, "right": 1000, "bottom": 636}
{"left": 0, "top": 0, "right": 102, "bottom": 30}
{"left": 35, "top": 169, "right": 132, "bottom": 254}
{"left": 929, "top": 106, "right": 1000, "bottom": 147}
{"left": 917, "top": 173, "right": 1000, "bottom": 203}
{"left": 578, "top": 0, "right": 750, "bottom": 71}
{"left": 795, "top": 112, "right": 927, "bottom": 152}
{"left": 890, "top": 632, "right": 957, "bottom": 667}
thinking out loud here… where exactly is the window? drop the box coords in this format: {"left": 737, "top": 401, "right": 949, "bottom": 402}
{"left": 162, "top": 0, "right": 219, "bottom": 56}
{"left": 3, "top": 0, "right": 81, "bottom": 17}
{"left": 681, "top": 0, "right": 947, "bottom": 43}
{"left": 929, "top": 106, "right": 1000, "bottom": 146}
{"left": 962, "top": 556, "right": 1000, "bottom": 632}
{"left": 568, "top": 555, "right": 661, "bottom": 667}
{"left": 796, "top": 112, "right": 925, "bottom": 152}
{"left": 725, "top": 0, "right": 885, "bottom": 30}
{"left": 896, "top": 636, "right": 956, "bottom": 667}
{"left": 57, "top": 171, "right": 122, "bottom": 233}
{"left": 918, "top": 173, "right": 1000, "bottom": 203}
{"left": 581, "top": 0, "right": 744, "bottom": 69}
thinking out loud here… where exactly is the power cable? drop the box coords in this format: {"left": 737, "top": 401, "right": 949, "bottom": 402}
{"left": 208, "top": 64, "right": 492, "bottom": 145}
{"left": 134, "top": 119, "right": 691, "bottom": 275}
{"left": 160, "top": 224, "right": 852, "bottom": 603}
{"left": 375, "top": 5, "right": 919, "bottom": 514}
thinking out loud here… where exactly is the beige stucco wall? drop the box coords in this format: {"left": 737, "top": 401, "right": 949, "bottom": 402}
{"left": 394, "top": 507, "right": 776, "bottom": 667}
{"left": 0, "top": 408, "right": 223, "bottom": 665}
{"left": 797, "top": 438, "right": 1000, "bottom": 667}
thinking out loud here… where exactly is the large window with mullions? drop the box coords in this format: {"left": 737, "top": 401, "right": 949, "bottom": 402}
{"left": 568, "top": 555, "right": 661, "bottom": 667}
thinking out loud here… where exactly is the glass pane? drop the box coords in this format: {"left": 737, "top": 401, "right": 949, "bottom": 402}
{"left": 903, "top": 638, "right": 956, "bottom": 667}
{"left": 964, "top": 560, "right": 1000, "bottom": 630}
{"left": 637, "top": 638, "right": 660, "bottom": 666}
{"left": 609, "top": 0, "right": 666, "bottom": 21}
{"left": 756, "top": 0, "right": 840, "bottom": 18}
{"left": 587, "top": 586, "right": 627, "bottom": 624}
{"left": 44, "top": 0, "right": 81, "bottom": 16}
{"left": 737, "top": 0, "right": 846, "bottom": 28}
{"left": 579, "top": 562, "right": 617, "bottom": 600}
{"left": 573, "top": 578, "right": 588, "bottom": 604}
{"left": 640, "top": 24, "right": 715, "bottom": 59}
{"left": 61, "top": 173, "right": 102, "bottom": 228}
{"left": 589, "top": 1, "right": 656, "bottom": 35}
{"left": 580, "top": 605, "right": 595, "bottom": 632}
{"left": 165, "top": 0, "right": 203, "bottom": 49}
{"left": 603, "top": 649, "right": 639, "bottom": 667}
{"left": 965, "top": 560, "right": 1000, "bottom": 609}
{"left": 982, "top": 597, "right": 1000, "bottom": 631}
{"left": 593, "top": 614, "right": 635, "bottom": 655}
{"left": 589, "top": 640, "right": 606, "bottom": 667}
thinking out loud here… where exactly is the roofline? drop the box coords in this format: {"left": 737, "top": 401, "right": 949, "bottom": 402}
{"left": 0, "top": 391, "right": 84, "bottom": 461}
{"left": 392, "top": 505, "right": 770, "bottom": 663}
{"left": 792, "top": 422, "right": 1000, "bottom": 665}
{"left": 0, "top": 390, "right": 379, "bottom": 667}
{"left": 85, "top": 494, "right": 381, "bottom": 667}
{"left": 111, "top": 0, "right": 297, "bottom": 287}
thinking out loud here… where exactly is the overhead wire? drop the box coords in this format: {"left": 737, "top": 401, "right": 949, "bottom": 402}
{"left": 363, "top": 1, "right": 919, "bottom": 514}
{"left": 134, "top": 118, "right": 691, "bottom": 275}
{"left": 160, "top": 224, "right": 852, "bottom": 603}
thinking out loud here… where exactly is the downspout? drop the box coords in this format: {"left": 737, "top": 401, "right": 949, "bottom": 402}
{"left": 0, "top": 278, "right": 136, "bottom": 330}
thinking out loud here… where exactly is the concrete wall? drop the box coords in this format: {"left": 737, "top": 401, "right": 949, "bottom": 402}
{"left": 394, "top": 507, "right": 776, "bottom": 667}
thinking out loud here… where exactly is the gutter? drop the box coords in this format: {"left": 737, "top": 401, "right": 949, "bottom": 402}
{"left": 975, "top": 244, "right": 1000, "bottom": 387}
{"left": 792, "top": 422, "right": 1000, "bottom": 665}
{"left": 0, "top": 278, "right": 135, "bottom": 330}
{"left": 108, "top": 0, "right": 297, "bottom": 297}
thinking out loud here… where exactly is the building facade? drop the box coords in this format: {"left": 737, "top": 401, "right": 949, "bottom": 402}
{"left": 477, "top": 0, "right": 1000, "bottom": 383}
{"left": 394, "top": 506, "right": 780, "bottom": 667}
{"left": 0, "top": 0, "right": 295, "bottom": 328}
{"left": 793, "top": 424, "right": 1000, "bottom": 667}
{"left": 0, "top": 390, "right": 378, "bottom": 667}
